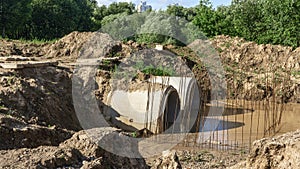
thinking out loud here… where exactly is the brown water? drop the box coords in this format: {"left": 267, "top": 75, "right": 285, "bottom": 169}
{"left": 178, "top": 101, "right": 300, "bottom": 150}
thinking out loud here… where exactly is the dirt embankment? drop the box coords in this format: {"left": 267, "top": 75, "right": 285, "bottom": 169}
{"left": 230, "top": 129, "right": 300, "bottom": 169}
{"left": 0, "top": 31, "right": 299, "bottom": 168}
{"left": 213, "top": 35, "right": 300, "bottom": 103}
{"left": 1, "top": 32, "right": 299, "bottom": 103}
{"left": 0, "top": 32, "right": 157, "bottom": 168}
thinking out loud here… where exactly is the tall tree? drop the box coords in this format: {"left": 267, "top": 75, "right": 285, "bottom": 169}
{"left": 230, "top": 0, "right": 263, "bottom": 41}
{"left": 192, "top": 0, "right": 219, "bottom": 37}
{"left": 106, "top": 2, "right": 135, "bottom": 15}
{"left": 258, "top": 0, "right": 300, "bottom": 47}
{"left": 166, "top": 5, "right": 196, "bottom": 22}
{"left": 92, "top": 5, "right": 108, "bottom": 29}
{"left": 74, "top": 0, "right": 97, "bottom": 31}
{"left": 30, "top": 0, "right": 80, "bottom": 39}
{"left": 229, "top": 0, "right": 300, "bottom": 47}
{"left": 0, "top": 0, "right": 32, "bottom": 38}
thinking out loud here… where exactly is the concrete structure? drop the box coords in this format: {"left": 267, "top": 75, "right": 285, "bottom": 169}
{"left": 136, "top": 1, "right": 152, "bottom": 13}
{"left": 107, "top": 76, "right": 200, "bottom": 134}
{"left": 155, "top": 45, "right": 164, "bottom": 51}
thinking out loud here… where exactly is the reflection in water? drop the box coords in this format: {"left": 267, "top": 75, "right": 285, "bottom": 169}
{"left": 178, "top": 101, "right": 300, "bottom": 150}
{"left": 199, "top": 118, "right": 245, "bottom": 132}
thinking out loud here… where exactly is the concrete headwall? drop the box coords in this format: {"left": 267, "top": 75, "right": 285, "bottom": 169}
{"left": 108, "top": 76, "right": 200, "bottom": 133}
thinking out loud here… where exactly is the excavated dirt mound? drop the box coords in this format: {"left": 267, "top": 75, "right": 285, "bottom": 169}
{"left": 2, "top": 32, "right": 298, "bottom": 103}
{"left": 0, "top": 67, "right": 80, "bottom": 131}
{"left": 0, "top": 39, "right": 47, "bottom": 57}
{"left": 230, "top": 129, "right": 300, "bottom": 169}
{"left": 0, "top": 128, "right": 149, "bottom": 168}
{"left": 0, "top": 31, "right": 94, "bottom": 60}
{"left": 44, "top": 31, "right": 94, "bottom": 60}
{"left": 212, "top": 35, "right": 300, "bottom": 103}
{"left": 0, "top": 115, "right": 73, "bottom": 150}
{"left": 213, "top": 35, "right": 300, "bottom": 71}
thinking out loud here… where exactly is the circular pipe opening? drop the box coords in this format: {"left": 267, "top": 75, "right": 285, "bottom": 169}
{"left": 162, "top": 88, "right": 180, "bottom": 133}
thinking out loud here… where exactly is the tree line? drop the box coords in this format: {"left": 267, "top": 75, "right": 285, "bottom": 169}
{"left": 1, "top": 0, "right": 299, "bottom": 47}
{"left": 0, "top": 0, "right": 135, "bottom": 40}
{"left": 167, "top": 0, "right": 300, "bottom": 47}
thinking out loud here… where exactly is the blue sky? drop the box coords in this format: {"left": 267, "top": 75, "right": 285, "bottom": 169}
{"left": 96, "top": 0, "right": 232, "bottom": 9}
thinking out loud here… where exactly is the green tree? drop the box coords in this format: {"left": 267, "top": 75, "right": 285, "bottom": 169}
{"left": 30, "top": 0, "right": 80, "bottom": 39}
{"left": 75, "top": 0, "right": 97, "bottom": 31}
{"left": 166, "top": 5, "right": 185, "bottom": 18}
{"left": 101, "top": 12, "right": 129, "bottom": 28}
{"left": 101, "top": 12, "right": 147, "bottom": 40}
{"left": 92, "top": 2, "right": 136, "bottom": 30}
{"left": 214, "top": 5, "right": 237, "bottom": 37}
{"left": 166, "top": 5, "right": 196, "bottom": 22}
{"left": 137, "top": 11, "right": 183, "bottom": 45}
{"left": 106, "top": 2, "right": 135, "bottom": 15}
{"left": 182, "top": 7, "right": 197, "bottom": 22}
{"left": 0, "top": 0, "right": 32, "bottom": 39}
{"left": 257, "top": 0, "right": 300, "bottom": 47}
{"left": 192, "top": 0, "right": 219, "bottom": 37}
{"left": 229, "top": 0, "right": 300, "bottom": 47}
{"left": 230, "top": 0, "right": 263, "bottom": 41}
{"left": 92, "top": 5, "right": 108, "bottom": 29}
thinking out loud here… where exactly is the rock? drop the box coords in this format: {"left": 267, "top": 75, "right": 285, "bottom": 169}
{"left": 132, "top": 42, "right": 141, "bottom": 48}
{"left": 0, "top": 128, "right": 149, "bottom": 168}
{"left": 80, "top": 158, "right": 104, "bottom": 169}
{"left": 127, "top": 40, "right": 134, "bottom": 45}
{"left": 229, "top": 130, "right": 300, "bottom": 169}
{"left": 39, "top": 148, "right": 83, "bottom": 168}
{"left": 151, "top": 150, "right": 182, "bottom": 169}
{"left": 60, "top": 128, "right": 149, "bottom": 169}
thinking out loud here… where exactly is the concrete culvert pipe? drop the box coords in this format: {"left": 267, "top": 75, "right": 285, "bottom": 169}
{"left": 107, "top": 76, "right": 200, "bottom": 134}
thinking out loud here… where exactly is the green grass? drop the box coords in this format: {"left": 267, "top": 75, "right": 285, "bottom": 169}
{"left": 131, "top": 132, "right": 137, "bottom": 138}
{"left": 292, "top": 71, "right": 300, "bottom": 76}
{"left": 19, "top": 38, "right": 57, "bottom": 45}
{"left": 141, "top": 65, "right": 174, "bottom": 76}
{"left": 102, "top": 60, "right": 111, "bottom": 66}
{"left": 0, "top": 36, "right": 9, "bottom": 41}
{"left": 0, "top": 36, "right": 56, "bottom": 44}
{"left": 216, "top": 47, "right": 223, "bottom": 53}
{"left": 0, "top": 105, "right": 6, "bottom": 109}
{"left": 133, "top": 61, "right": 174, "bottom": 76}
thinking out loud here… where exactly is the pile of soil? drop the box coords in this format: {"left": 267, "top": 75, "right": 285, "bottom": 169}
{"left": 168, "top": 35, "right": 300, "bottom": 103}
{"left": 0, "top": 39, "right": 46, "bottom": 57}
{"left": 230, "top": 129, "right": 300, "bottom": 169}
{"left": 0, "top": 128, "right": 148, "bottom": 168}
{"left": 212, "top": 35, "right": 300, "bottom": 103}
{"left": 44, "top": 31, "right": 94, "bottom": 60}
{"left": 0, "top": 67, "right": 80, "bottom": 131}
{"left": 0, "top": 31, "right": 94, "bottom": 60}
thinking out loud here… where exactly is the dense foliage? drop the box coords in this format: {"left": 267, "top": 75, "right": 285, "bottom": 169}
{"left": 0, "top": 0, "right": 299, "bottom": 47}
{"left": 0, "top": 0, "right": 32, "bottom": 39}
{"left": 101, "top": 11, "right": 205, "bottom": 46}
{"left": 167, "top": 0, "right": 300, "bottom": 47}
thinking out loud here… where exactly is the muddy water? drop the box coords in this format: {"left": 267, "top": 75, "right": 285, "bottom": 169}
{"left": 180, "top": 101, "right": 300, "bottom": 150}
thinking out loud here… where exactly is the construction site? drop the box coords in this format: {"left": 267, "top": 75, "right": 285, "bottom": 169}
{"left": 0, "top": 31, "right": 300, "bottom": 168}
